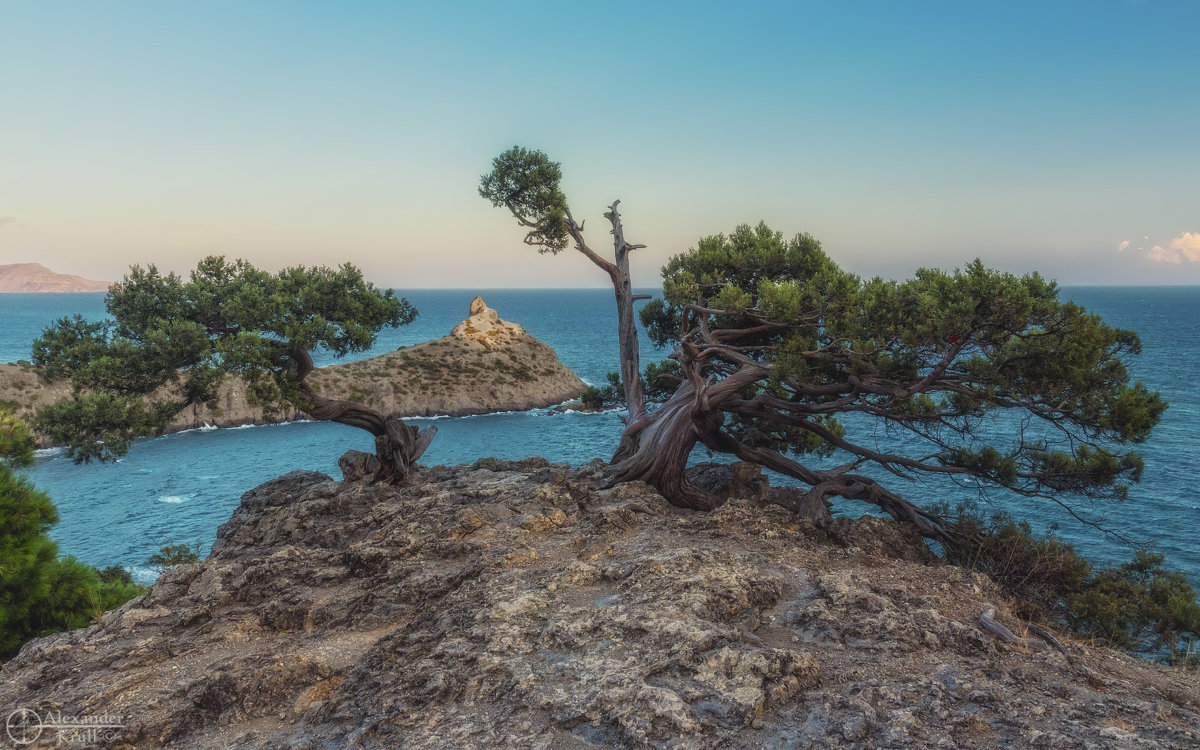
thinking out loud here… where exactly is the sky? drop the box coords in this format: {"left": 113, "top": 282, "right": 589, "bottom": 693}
{"left": 1, "top": 0, "right": 1198, "bottom": 288}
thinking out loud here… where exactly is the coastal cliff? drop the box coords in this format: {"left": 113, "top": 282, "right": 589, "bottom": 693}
{"left": 2, "top": 459, "right": 1197, "bottom": 748}
{"left": 0, "top": 297, "right": 588, "bottom": 439}
{"left": 0, "top": 263, "right": 111, "bottom": 293}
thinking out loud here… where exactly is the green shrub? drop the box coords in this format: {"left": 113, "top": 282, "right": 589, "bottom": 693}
{"left": 147, "top": 542, "right": 203, "bottom": 575}
{"left": 98, "top": 565, "right": 133, "bottom": 585}
{"left": 1068, "top": 551, "right": 1200, "bottom": 657}
{"left": 1, "top": 408, "right": 143, "bottom": 658}
{"left": 944, "top": 504, "right": 1200, "bottom": 663}
{"left": 580, "top": 372, "right": 623, "bottom": 410}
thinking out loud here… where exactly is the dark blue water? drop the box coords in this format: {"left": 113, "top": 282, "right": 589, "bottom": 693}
{"left": 4, "top": 288, "right": 1198, "bottom": 585}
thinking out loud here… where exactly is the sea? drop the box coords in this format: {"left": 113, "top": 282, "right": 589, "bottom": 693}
{"left": 3, "top": 288, "right": 1198, "bottom": 585}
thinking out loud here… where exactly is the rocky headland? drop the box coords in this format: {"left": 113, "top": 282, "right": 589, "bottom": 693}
{"left": 0, "top": 297, "right": 587, "bottom": 441}
{"left": 0, "top": 263, "right": 111, "bottom": 293}
{"left": 2, "top": 458, "right": 1197, "bottom": 748}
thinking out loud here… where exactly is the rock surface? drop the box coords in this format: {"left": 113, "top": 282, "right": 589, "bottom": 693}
{"left": 0, "top": 297, "right": 587, "bottom": 440}
{"left": 0, "top": 262, "right": 111, "bottom": 292}
{"left": 2, "top": 459, "right": 1198, "bottom": 748}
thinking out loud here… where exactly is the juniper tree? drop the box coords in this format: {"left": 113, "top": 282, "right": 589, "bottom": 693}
{"left": 31, "top": 257, "right": 434, "bottom": 482}
{"left": 483, "top": 149, "right": 1165, "bottom": 553}
{"left": 629, "top": 223, "right": 1165, "bottom": 549}
{"left": 480, "top": 147, "right": 649, "bottom": 457}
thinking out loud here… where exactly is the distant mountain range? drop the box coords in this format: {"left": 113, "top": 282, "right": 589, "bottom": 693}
{"left": 0, "top": 262, "right": 111, "bottom": 292}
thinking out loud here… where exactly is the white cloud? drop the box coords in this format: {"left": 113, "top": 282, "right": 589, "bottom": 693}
{"left": 1146, "top": 232, "right": 1200, "bottom": 263}
{"left": 0, "top": 216, "right": 16, "bottom": 227}
{"left": 1174, "top": 232, "right": 1200, "bottom": 262}
{"left": 1148, "top": 245, "right": 1180, "bottom": 263}
{"left": 1118, "top": 240, "right": 1130, "bottom": 252}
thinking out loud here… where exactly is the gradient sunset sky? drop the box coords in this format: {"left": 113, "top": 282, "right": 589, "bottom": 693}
{"left": 2, "top": 1, "right": 1197, "bottom": 288}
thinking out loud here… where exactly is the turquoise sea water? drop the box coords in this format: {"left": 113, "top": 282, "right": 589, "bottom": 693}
{"left": 3, "top": 288, "right": 1198, "bottom": 584}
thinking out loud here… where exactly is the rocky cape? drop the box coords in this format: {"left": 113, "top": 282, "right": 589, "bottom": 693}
{"left": 2, "top": 458, "right": 1197, "bottom": 749}
{"left": 0, "top": 297, "right": 588, "bottom": 440}
{"left": 0, "top": 262, "right": 111, "bottom": 293}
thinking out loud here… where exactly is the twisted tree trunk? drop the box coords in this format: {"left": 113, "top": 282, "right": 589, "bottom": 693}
{"left": 608, "top": 382, "right": 718, "bottom": 510}
{"left": 289, "top": 348, "right": 436, "bottom": 483}
{"left": 609, "top": 362, "right": 768, "bottom": 510}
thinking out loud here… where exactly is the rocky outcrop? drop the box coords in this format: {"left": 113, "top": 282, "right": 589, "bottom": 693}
{"left": 303, "top": 296, "right": 586, "bottom": 419}
{"left": 0, "top": 297, "right": 588, "bottom": 439}
{"left": 2, "top": 460, "right": 1198, "bottom": 748}
{"left": 0, "top": 262, "right": 111, "bottom": 292}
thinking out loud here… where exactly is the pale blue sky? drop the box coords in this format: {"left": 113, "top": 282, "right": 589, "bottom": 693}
{"left": 1, "top": 1, "right": 1197, "bottom": 287}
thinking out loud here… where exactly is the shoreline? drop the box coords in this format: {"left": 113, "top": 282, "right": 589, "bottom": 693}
{"left": 2, "top": 298, "right": 590, "bottom": 448}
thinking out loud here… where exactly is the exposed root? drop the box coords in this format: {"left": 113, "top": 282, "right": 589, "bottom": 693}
{"left": 979, "top": 607, "right": 1073, "bottom": 663}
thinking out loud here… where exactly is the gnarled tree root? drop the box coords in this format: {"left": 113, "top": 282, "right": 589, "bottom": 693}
{"left": 979, "top": 607, "right": 1073, "bottom": 664}
{"left": 290, "top": 347, "right": 436, "bottom": 483}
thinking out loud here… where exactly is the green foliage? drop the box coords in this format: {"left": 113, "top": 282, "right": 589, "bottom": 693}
{"left": 0, "top": 409, "right": 35, "bottom": 469}
{"left": 98, "top": 565, "right": 133, "bottom": 585}
{"left": 643, "top": 222, "right": 1165, "bottom": 508}
{"left": 32, "top": 257, "right": 416, "bottom": 463}
{"left": 147, "top": 542, "right": 202, "bottom": 575}
{"left": 946, "top": 506, "right": 1200, "bottom": 663}
{"left": 642, "top": 359, "right": 683, "bottom": 401}
{"left": 0, "top": 409, "right": 143, "bottom": 658}
{"left": 0, "top": 461, "right": 60, "bottom": 656}
{"left": 580, "top": 360, "right": 684, "bottom": 411}
{"left": 1070, "top": 551, "right": 1200, "bottom": 659}
{"left": 581, "top": 372, "right": 623, "bottom": 410}
{"left": 478, "top": 146, "right": 571, "bottom": 253}
{"left": 580, "top": 386, "right": 609, "bottom": 411}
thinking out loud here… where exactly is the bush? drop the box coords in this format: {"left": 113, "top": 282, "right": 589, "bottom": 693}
{"left": 580, "top": 372, "right": 623, "bottom": 411}
{"left": 945, "top": 505, "right": 1200, "bottom": 663}
{"left": 147, "top": 542, "right": 203, "bottom": 575}
{"left": 1, "top": 409, "right": 143, "bottom": 659}
{"left": 98, "top": 565, "right": 133, "bottom": 585}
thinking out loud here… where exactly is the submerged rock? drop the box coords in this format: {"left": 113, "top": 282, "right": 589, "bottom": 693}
{"left": 2, "top": 459, "right": 1198, "bottom": 748}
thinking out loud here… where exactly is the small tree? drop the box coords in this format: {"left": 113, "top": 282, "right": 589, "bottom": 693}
{"left": 146, "top": 542, "right": 202, "bottom": 575}
{"left": 31, "top": 257, "right": 435, "bottom": 482}
{"left": 0, "top": 409, "right": 59, "bottom": 655}
{"left": 480, "top": 147, "right": 650, "bottom": 457}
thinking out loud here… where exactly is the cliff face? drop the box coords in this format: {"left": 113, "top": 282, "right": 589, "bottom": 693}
{"left": 2, "top": 459, "right": 1197, "bottom": 749}
{"left": 0, "top": 297, "right": 588, "bottom": 438}
{"left": 0, "top": 263, "right": 111, "bottom": 293}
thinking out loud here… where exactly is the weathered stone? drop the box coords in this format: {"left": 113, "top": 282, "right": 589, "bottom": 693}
{"left": 687, "top": 461, "right": 770, "bottom": 501}
{"left": 337, "top": 449, "right": 379, "bottom": 482}
{"left": 2, "top": 463, "right": 1198, "bottom": 749}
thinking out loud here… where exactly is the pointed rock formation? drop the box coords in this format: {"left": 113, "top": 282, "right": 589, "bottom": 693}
{"left": 451, "top": 296, "right": 527, "bottom": 349}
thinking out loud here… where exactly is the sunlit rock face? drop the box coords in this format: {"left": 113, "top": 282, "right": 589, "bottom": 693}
{"left": 3, "top": 460, "right": 1199, "bottom": 749}
{"left": 451, "top": 295, "right": 528, "bottom": 348}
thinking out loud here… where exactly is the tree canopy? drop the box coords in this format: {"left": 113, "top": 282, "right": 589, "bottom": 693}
{"left": 31, "top": 256, "right": 434, "bottom": 481}
{"left": 621, "top": 222, "right": 1166, "bottom": 544}
{"left": 481, "top": 148, "right": 1165, "bottom": 547}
